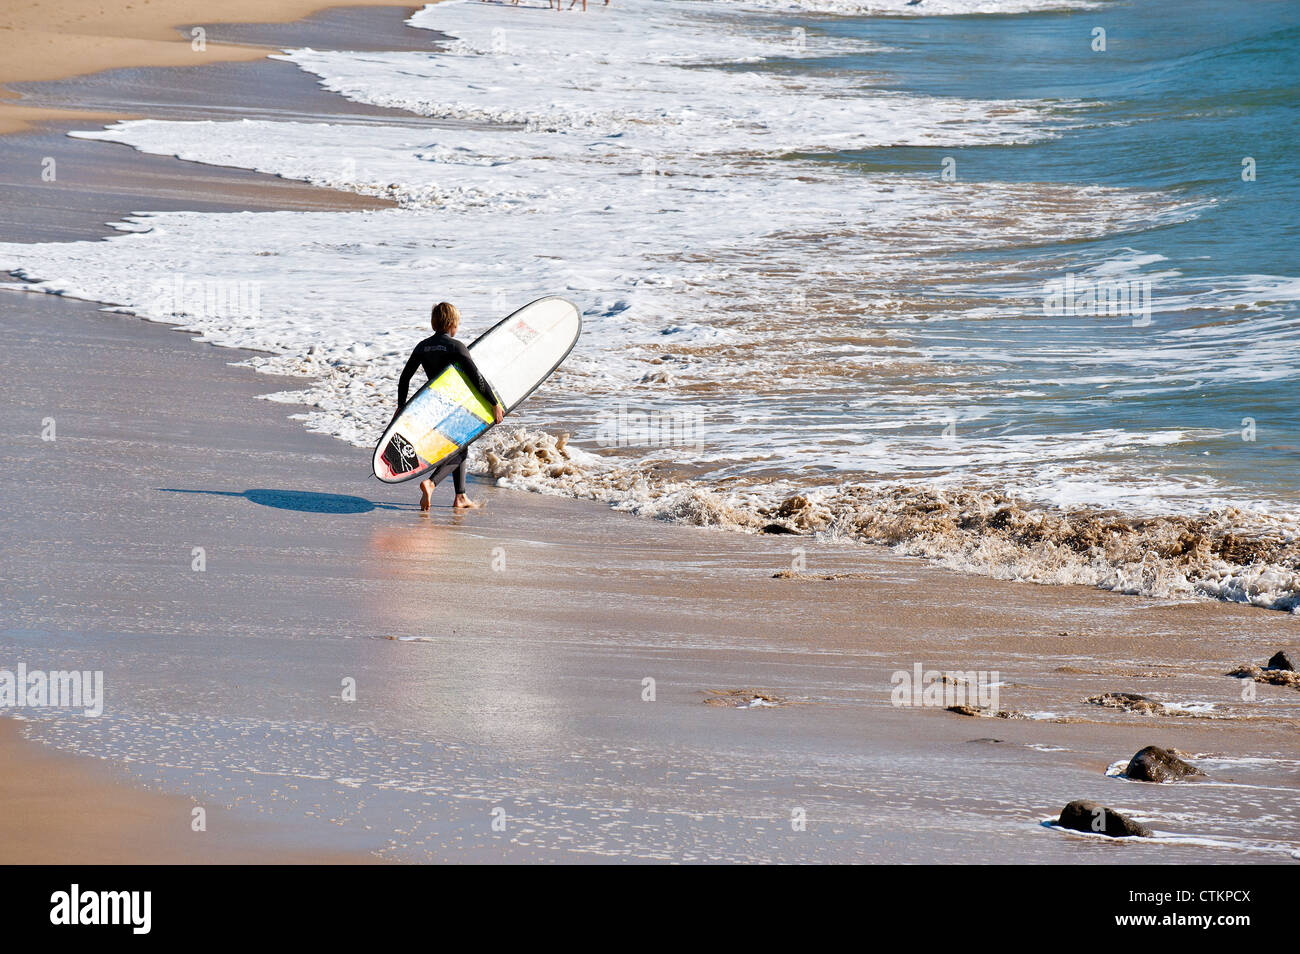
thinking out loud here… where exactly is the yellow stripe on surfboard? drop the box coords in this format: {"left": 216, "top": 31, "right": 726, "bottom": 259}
{"left": 437, "top": 369, "right": 496, "bottom": 424}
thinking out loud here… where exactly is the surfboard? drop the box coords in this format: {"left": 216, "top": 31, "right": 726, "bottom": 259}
{"left": 372, "top": 296, "right": 581, "bottom": 483}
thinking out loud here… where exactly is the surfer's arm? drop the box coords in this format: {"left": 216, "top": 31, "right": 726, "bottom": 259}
{"left": 454, "top": 341, "right": 505, "bottom": 414}
{"left": 396, "top": 350, "right": 423, "bottom": 408}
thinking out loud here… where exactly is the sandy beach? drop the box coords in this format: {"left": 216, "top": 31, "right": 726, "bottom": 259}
{"left": 0, "top": 718, "right": 372, "bottom": 862}
{"left": 1, "top": 0, "right": 1297, "bottom": 868}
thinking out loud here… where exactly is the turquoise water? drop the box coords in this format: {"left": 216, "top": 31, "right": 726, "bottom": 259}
{"left": 799, "top": 0, "right": 1300, "bottom": 505}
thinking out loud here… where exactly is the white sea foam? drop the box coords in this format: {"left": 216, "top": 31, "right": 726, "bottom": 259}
{"left": 720, "top": 0, "right": 1107, "bottom": 15}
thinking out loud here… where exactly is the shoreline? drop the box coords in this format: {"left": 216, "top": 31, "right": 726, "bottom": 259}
{"left": 3, "top": 1, "right": 1294, "bottom": 620}
{"left": 0, "top": 1, "right": 425, "bottom": 134}
{"left": 1, "top": 1, "right": 1297, "bottom": 863}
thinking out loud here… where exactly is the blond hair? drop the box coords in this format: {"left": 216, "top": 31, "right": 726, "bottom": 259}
{"left": 431, "top": 301, "right": 461, "bottom": 335}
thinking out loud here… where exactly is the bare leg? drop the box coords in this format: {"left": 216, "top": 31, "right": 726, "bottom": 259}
{"left": 418, "top": 478, "right": 435, "bottom": 511}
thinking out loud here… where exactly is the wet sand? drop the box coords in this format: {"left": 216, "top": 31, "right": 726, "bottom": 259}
{"left": 1, "top": 2, "right": 1297, "bottom": 864}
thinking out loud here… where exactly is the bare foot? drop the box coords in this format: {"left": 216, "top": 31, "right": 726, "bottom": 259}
{"left": 419, "top": 479, "right": 434, "bottom": 511}
{"left": 453, "top": 494, "right": 484, "bottom": 510}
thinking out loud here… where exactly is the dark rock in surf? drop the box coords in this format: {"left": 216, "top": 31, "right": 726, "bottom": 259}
{"left": 760, "top": 523, "right": 800, "bottom": 535}
{"left": 1124, "top": 745, "right": 1205, "bottom": 782}
{"left": 702, "top": 688, "right": 787, "bottom": 708}
{"left": 1056, "top": 800, "right": 1152, "bottom": 838}
{"left": 1085, "top": 692, "right": 1167, "bottom": 715}
{"left": 1266, "top": 651, "right": 1295, "bottom": 671}
{"left": 945, "top": 705, "right": 1023, "bottom": 719}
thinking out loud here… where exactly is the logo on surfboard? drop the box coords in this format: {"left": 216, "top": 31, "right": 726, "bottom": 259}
{"left": 510, "top": 319, "right": 540, "bottom": 345}
{"left": 382, "top": 432, "right": 420, "bottom": 476}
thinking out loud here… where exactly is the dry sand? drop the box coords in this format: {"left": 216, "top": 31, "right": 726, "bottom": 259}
{"left": 0, "top": 719, "right": 371, "bottom": 862}
{"left": 0, "top": 0, "right": 420, "bottom": 133}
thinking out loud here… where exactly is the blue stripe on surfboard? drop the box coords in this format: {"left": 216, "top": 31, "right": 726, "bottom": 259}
{"left": 437, "top": 403, "right": 491, "bottom": 447}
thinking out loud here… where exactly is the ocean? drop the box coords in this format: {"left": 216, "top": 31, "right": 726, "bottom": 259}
{"left": 1, "top": 0, "right": 1297, "bottom": 609}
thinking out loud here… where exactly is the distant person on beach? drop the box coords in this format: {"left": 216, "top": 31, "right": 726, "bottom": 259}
{"left": 396, "top": 302, "right": 505, "bottom": 512}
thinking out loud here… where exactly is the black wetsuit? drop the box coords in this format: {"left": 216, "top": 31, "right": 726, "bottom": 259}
{"left": 397, "top": 332, "right": 501, "bottom": 494}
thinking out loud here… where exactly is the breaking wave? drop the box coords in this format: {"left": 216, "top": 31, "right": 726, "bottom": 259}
{"left": 477, "top": 425, "right": 1300, "bottom": 613}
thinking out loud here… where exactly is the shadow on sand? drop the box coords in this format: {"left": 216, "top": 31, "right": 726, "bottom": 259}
{"left": 159, "top": 488, "right": 411, "bottom": 514}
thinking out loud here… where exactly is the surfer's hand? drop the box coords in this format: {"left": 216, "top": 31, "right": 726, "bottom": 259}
{"left": 493, "top": 404, "right": 505, "bottom": 423}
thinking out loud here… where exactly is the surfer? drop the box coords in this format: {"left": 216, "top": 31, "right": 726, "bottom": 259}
{"left": 396, "top": 302, "right": 505, "bottom": 512}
